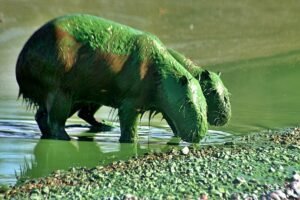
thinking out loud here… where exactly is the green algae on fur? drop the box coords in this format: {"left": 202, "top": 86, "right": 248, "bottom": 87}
{"left": 168, "top": 48, "right": 231, "bottom": 126}
{"left": 54, "top": 14, "right": 162, "bottom": 56}
{"left": 70, "top": 47, "right": 231, "bottom": 133}
{"left": 16, "top": 14, "right": 208, "bottom": 142}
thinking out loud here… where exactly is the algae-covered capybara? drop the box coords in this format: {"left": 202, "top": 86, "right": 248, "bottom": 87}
{"left": 16, "top": 14, "right": 208, "bottom": 143}
{"left": 167, "top": 49, "right": 231, "bottom": 126}
{"left": 73, "top": 48, "right": 231, "bottom": 132}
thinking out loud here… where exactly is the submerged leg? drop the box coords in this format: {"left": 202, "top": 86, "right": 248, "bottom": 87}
{"left": 78, "top": 104, "right": 114, "bottom": 131}
{"left": 45, "top": 90, "right": 72, "bottom": 140}
{"left": 118, "top": 100, "right": 139, "bottom": 143}
{"left": 35, "top": 106, "right": 50, "bottom": 137}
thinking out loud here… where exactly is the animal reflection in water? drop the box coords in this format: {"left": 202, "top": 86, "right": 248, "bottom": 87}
{"left": 21, "top": 139, "right": 160, "bottom": 179}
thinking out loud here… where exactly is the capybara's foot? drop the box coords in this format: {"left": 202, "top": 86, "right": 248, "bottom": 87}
{"left": 90, "top": 120, "right": 115, "bottom": 132}
{"left": 119, "top": 135, "right": 137, "bottom": 143}
{"left": 41, "top": 132, "right": 71, "bottom": 140}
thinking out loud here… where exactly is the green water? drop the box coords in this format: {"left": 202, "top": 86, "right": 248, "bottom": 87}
{"left": 1, "top": 0, "right": 300, "bottom": 184}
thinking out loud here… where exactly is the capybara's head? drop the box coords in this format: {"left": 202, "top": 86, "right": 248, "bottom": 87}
{"left": 157, "top": 74, "right": 208, "bottom": 143}
{"left": 197, "top": 70, "right": 231, "bottom": 126}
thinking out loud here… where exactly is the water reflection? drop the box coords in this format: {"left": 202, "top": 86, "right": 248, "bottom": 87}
{"left": 19, "top": 130, "right": 233, "bottom": 182}
{"left": 0, "top": 119, "right": 233, "bottom": 184}
{"left": 22, "top": 140, "right": 146, "bottom": 180}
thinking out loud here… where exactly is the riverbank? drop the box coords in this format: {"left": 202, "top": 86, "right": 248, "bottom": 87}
{"left": 2, "top": 128, "right": 300, "bottom": 199}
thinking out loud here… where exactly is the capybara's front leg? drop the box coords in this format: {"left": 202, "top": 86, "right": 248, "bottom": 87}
{"left": 45, "top": 90, "right": 72, "bottom": 140}
{"left": 162, "top": 113, "right": 178, "bottom": 137}
{"left": 118, "top": 100, "right": 139, "bottom": 143}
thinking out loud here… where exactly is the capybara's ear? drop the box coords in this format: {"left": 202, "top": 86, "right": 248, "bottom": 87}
{"left": 179, "top": 76, "right": 188, "bottom": 86}
{"left": 201, "top": 70, "right": 210, "bottom": 80}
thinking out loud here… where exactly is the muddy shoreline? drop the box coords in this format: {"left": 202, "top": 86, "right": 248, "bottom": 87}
{"left": 2, "top": 128, "right": 300, "bottom": 199}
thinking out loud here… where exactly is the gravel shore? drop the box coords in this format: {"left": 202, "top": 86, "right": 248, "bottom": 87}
{"left": 2, "top": 128, "right": 300, "bottom": 199}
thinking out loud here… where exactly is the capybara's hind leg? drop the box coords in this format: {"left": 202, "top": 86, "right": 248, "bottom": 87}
{"left": 45, "top": 91, "right": 72, "bottom": 140}
{"left": 35, "top": 106, "right": 50, "bottom": 137}
{"left": 78, "top": 104, "right": 114, "bottom": 131}
{"left": 78, "top": 104, "right": 101, "bottom": 126}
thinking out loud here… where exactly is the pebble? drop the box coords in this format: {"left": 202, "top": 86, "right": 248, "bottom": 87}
{"left": 198, "top": 193, "right": 208, "bottom": 200}
{"left": 230, "top": 193, "right": 241, "bottom": 200}
{"left": 181, "top": 146, "right": 189, "bottom": 155}
{"left": 233, "top": 177, "right": 246, "bottom": 185}
{"left": 123, "top": 194, "right": 138, "bottom": 200}
{"left": 269, "top": 167, "right": 276, "bottom": 173}
{"left": 286, "top": 189, "right": 298, "bottom": 198}
{"left": 274, "top": 190, "right": 287, "bottom": 199}
{"left": 41, "top": 186, "right": 50, "bottom": 194}
{"left": 292, "top": 173, "right": 300, "bottom": 181}
{"left": 268, "top": 192, "right": 281, "bottom": 200}
{"left": 291, "top": 181, "right": 300, "bottom": 195}
{"left": 260, "top": 195, "right": 267, "bottom": 200}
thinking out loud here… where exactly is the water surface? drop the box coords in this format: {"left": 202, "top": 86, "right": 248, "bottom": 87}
{"left": 1, "top": 0, "right": 300, "bottom": 184}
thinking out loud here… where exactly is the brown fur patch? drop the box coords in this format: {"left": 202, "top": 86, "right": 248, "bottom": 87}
{"left": 55, "top": 28, "right": 81, "bottom": 72}
{"left": 139, "top": 60, "right": 150, "bottom": 80}
{"left": 94, "top": 51, "right": 129, "bottom": 73}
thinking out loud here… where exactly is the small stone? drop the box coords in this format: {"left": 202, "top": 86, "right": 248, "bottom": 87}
{"left": 269, "top": 167, "right": 276, "bottom": 173}
{"left": 198, "top": 193, "right": 208, "bottom": 200}
{"left": 275, "top": 190, "right": 287, "bottom": 199}
{"left": 29, "top": 193, "right": 42, "bottom": 200}
{"left": 170, "top": 149, "right": 179, "bottom": 155}
{"left": 230, "top": 193, "right": 241, "bottom": 200}
{"left": 251, "top": 194, "right": 259, "bottom": 200}
{"left": 41, "top": 186, "right": 50, "bottom": 194}
{"left": 189, "top": 24, "right": 194, "bottom": 30}
{"left": 123, "top": 194, "right": 138, "bottom": 200}
{"left": 233, "top": 177, "right": 246, "bottom": 185}
{"left": 292, "top": 173, "right": 300, "bottom": 181}
{"left": 30, "top": 189, "right": 40, "bottom": 195}
{"left": 260, "top": 195, "right": 267, "bottom": 200}
{"left": 286, "top": 189, "right": 298, "bottom": 198}
{"left": 181, "top": 146, "right": 189, "bottom": 155}
{"left": 291, "top": 180, "right": 300, "bottom": 188}
{"left": 268, "top": 192, "right": 281, "bottom": 200}
{"left": 291, "top": 181, "right": 300, "bottom": 195}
